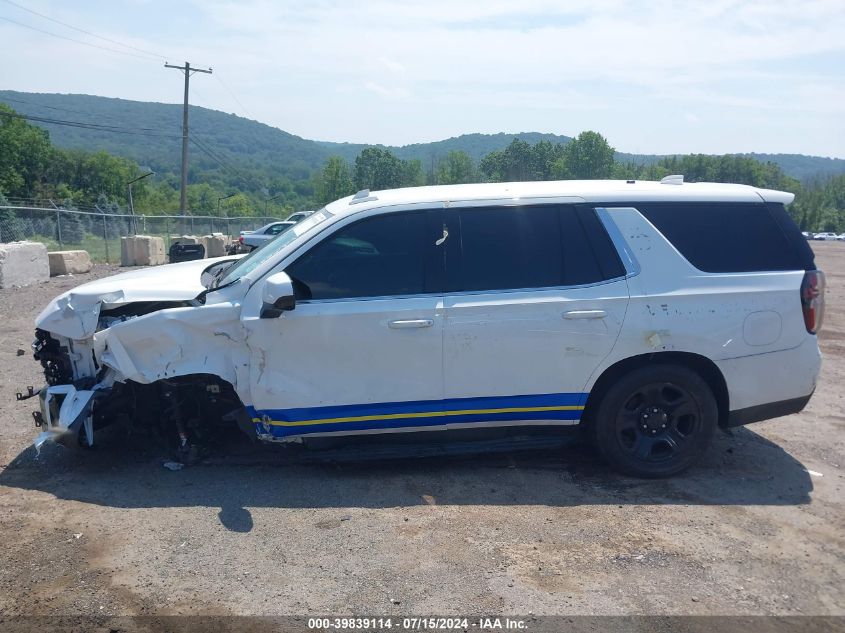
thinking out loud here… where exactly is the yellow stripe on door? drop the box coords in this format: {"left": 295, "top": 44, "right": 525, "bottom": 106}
{"left": 253, "top": 404, "right": 585, "bottom": 427}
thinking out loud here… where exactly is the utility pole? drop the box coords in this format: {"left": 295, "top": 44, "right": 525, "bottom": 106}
{"left": 164, "top": 61, "right": 212, "bottom": 214}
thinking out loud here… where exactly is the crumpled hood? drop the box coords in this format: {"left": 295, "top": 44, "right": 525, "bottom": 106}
{"left": 35, "top": 257, "right": 229, "bottom": 340}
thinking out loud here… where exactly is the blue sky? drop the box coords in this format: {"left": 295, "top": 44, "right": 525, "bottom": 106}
{"left": 1, "top": 0, "right": 843, "bottom": 157}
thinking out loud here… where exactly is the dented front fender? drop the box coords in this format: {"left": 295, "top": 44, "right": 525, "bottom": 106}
{"left": 97, "top": 303, "right": 251, "bottom": 393}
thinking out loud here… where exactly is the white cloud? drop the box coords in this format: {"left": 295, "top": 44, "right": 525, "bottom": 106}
{"left": 378, "top": 57, "right": 405, "bottom": 74}
{"left": 0, "top": 0, "right": 843, "bottom": 155}
{"left": 364, "top": 81, "right": 410, "bottom": 100}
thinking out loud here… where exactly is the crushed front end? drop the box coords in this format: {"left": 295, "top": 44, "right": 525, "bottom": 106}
{"left": 29, "top": 327, "right": 116, "bottom": 450}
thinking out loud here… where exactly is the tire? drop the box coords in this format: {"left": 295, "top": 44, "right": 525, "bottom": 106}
{"left": 593, "top": 364, "right": 717, "bottom": 478}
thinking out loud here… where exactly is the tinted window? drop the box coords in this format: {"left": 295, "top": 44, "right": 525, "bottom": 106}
{"left": 456, "top": 205, "right": 614, "bottom": 292}
{"left": 576, "top": 206, "right": 626, "bottom": 280}
{"left": 636, "top": 203, "right": 804, "bottom": 273}
{"left": 286, "top": 212, "right": 427, "bottom": 299}
{"left": 561, "top": 207, "right": 617, "bottom": 285}
{"left": 766, "top": 202, "right": 815, "bottom": 271}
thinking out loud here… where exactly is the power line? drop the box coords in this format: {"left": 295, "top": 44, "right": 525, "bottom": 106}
{"left": 1, "top": 0, "right": 169, "bottom": 60}
{"left": 0, "top": 95, "right": 162, "bottom": 128}
{"left": 0, "top": 109, "right": 179, "bottom": 138}
{"left": 190, "top": 136, "right": 263, "bottom": 190}
{"left": 2, "top": 108, "right": 263, "bottom": 190}
{"left": 189, "top": 137, "right": 240, "bottom": 177}
{"left": 214, "top": 74, "right": 254, "bottom": 119}
{"left": 0, "top": 15, "right": 157, "bottom": 61}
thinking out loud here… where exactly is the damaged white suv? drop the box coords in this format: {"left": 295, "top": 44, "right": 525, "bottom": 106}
{"left": 27, "top": 178, "right": 823, "bottom": 477}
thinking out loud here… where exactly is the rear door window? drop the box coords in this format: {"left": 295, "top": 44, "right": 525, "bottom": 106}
{"left": 454, "top": 205, "right": 622, "bottom": 292}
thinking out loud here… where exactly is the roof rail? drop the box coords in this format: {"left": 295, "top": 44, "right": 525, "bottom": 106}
{"left": 349, "top": 189, "right": 378, "bottom": 205}
{"left": 660, "top": 174, "right": 684, "bottom": 185}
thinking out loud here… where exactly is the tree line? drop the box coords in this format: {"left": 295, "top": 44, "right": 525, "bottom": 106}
{"left": 2, "top": 102, "right": 844, "bottom": 232}
{"left": 314, "top": 131, "right": 845, "bottom": 231}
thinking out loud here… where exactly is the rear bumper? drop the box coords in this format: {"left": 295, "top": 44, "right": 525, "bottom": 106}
{"left": 725, "top": 393, "right": 813, "bottom": 428}
{"left": 716, "top": 336, "right": 821, "bottom": 428}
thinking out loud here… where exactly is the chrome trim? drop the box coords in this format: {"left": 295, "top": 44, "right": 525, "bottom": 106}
{"left": 388, "top": 319, "right": 434, "bottom": 329}
{"left": 596, "top": 207, "right": 641, "bottom": 278}
{"left": 564, "top": 309, "right": 607, "bottom": 319}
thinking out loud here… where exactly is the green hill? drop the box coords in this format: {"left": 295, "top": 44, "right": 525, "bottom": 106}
{"left": 317, "top": 132, "right": 576, "bottom": 165}
{"left": 2, "top": 90, "right": 844, "bottom": 185}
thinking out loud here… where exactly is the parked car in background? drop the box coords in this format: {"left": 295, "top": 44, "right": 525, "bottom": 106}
{"left": 286, "top": 210, "right": 316, "bottom": 223}
{"left": 813, "top": 232, "right": 839, "bottom": 241}
{"left": 28, "top": 177, "right": 823, "bottom": 478}
{"left": 239, "top": 221, "right": 296, "bottom": 251}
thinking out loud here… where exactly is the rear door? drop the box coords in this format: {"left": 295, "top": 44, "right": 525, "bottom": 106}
{"left": 441, "top": 203, "right": 630, "bottom": 428}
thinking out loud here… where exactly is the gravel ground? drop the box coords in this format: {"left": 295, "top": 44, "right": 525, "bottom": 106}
{"left": 0, "top": 247, "right": 843, "bottom": 621}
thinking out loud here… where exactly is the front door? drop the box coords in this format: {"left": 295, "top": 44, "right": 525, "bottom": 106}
{"left": 243, "top": 208, "right": 447, "bottom": 440}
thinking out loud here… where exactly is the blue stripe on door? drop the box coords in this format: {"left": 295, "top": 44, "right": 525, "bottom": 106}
{"left": 246, "top": 392, "right": 587, "bottom": 438}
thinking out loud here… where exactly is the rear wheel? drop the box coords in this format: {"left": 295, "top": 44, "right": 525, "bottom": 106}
{"left": 593, "top": 364, "right": 717, "bottom": 477}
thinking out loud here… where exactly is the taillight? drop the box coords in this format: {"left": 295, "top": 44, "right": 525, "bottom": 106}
{"left": 238, "top": 235, "right": 244, "bottom": 244}
{"left": 800, "top": 270, "right": 825, "bottom": 334}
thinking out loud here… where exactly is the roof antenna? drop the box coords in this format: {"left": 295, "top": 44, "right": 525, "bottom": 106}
{"left": 660, "top": 174, "right": 684, "bottom": 185}
{"left": 349, "top": 189, "right": 378, "bottom": 205}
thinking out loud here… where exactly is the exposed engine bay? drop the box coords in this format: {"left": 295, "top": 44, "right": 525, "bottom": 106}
{"left": 30, "top": 323, "right": 251, "bottom": 461}
{"left": 26, "top": 256, "right": 256, "bottom": 461}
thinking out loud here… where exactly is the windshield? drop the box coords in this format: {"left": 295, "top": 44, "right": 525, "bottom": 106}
{"left": 216, "top": 208, "right": 333, "bottom": 287}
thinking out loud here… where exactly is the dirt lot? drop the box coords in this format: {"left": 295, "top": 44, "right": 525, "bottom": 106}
{"left": 0, "top": 245, "right": 843, "bottom": 622}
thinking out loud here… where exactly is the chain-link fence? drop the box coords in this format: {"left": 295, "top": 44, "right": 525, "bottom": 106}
{"left": 0, "top": 203, "right": 281, "bottom": 263}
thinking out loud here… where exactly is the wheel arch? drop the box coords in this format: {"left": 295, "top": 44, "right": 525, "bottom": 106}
{"left": 582, "top": 352, "right": 730, "bottom": 429}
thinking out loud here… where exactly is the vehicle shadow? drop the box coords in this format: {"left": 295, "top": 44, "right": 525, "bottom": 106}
{"left": 0, "top": 421, "right": 812, "bottom": 534}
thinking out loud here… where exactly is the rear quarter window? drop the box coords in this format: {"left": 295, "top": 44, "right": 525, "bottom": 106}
{"left": 634, "top": 202, "right": 809, "bottom": 273}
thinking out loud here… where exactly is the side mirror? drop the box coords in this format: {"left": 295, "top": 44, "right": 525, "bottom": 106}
{"left": 260, "top": 271, "right": 296, "bottom": 318}
{"left": 200, "top": 258, "right": 235, "bottom": 288}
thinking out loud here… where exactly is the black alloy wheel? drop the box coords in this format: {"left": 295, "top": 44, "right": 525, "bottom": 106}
{"left": 593, "top": 364, "right": 718, "bottom": 477}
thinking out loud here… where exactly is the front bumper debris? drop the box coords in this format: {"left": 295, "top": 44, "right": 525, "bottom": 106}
{"left": 16, "top": 386, "right": 41, "bottom": 402}
{"left": 34, "top": 384, "right": 101, "bottom": 452}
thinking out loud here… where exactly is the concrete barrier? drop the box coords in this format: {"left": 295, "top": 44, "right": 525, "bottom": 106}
{"left": 134, "top": 236, "right": 166, "bottom": 266}
{"left": 48, "top": 250, "right": 93, "bottom": 276}
{"left": 201, "top": 234, "right": 227, "bottom": 258}
{"left": 0, "top": 241, "right": 50, "bottom": 288}
{"left": 120, "top": 235, "right": 166, "bottom": 266}
{"left": 120, "top": 237, "right": 137, "bottom": 267}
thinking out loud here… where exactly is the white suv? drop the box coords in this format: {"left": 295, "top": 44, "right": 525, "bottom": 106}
{"left": 29, "top": 178, "right": 823, "bottom": 477}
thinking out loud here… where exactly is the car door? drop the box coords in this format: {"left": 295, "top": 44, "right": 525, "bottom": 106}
{"left": 441, "top": 203, "right": 629, "bottom": 428}
{"left": 243, "top": 208, "right": 447, "bottom": 440}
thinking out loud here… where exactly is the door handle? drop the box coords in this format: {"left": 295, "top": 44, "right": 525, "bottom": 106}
{"left": 563, "top": 310, "right": 607, "bottom": 320}
{"left": 388, "top": 319, "right": 434, "bottom": 329}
